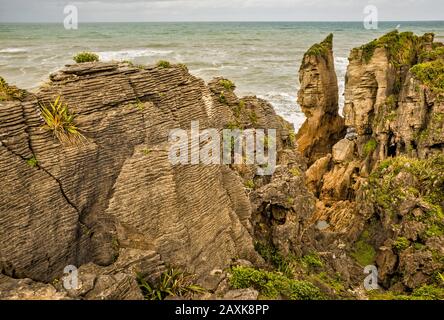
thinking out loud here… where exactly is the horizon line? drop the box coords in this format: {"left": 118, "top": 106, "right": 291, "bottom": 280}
{"left": 1, "top": 19, "right": 444, "bottom": 24}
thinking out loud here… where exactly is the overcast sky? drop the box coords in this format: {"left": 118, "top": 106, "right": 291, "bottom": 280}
{"left": 0, "top": 0, "right": 443, "bottom": 22}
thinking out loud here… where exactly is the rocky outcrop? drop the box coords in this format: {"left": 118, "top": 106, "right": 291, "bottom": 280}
{"left": 1, "top": 30, "right": 443, "bottom": 301}
{"left": 0, "top": 61, "right": 309, "bottom": 299}
{"left": 296, "top": 34, "right": 345, "bottom": 165}
{"left": 301, "top": 31, "right": 444, "bottom": 297}
{"left": 344, "top": 31, "right": 442, "bottom": 164}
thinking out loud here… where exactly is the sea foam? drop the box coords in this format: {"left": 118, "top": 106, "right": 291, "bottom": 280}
{"left": 97, "top": 49, "right": 173, "bottom": 61}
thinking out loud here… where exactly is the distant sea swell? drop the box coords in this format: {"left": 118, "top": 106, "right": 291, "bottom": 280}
{"left": 1, "top": 21, "right": 444, "bottom": 130}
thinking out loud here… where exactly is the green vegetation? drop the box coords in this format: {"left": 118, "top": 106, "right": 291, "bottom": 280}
{"left": 156, "top": 60, "right": 171, "bottom": 69}
{"left": 367, "top": 156, "right": 444, "bottom": 246}
{"left": 393, "top": 237, "right": 410, "bottom": 252}
{"left": 363, "top": 138, "right": 378, "bottom": 157}
{"left": 133, "top": 99, "right": 144, "bottom": 111}
{"left": 369, "top": 285, "right": 444, "bottom": 300}
{"left": 39, "top": 96, "right": 86, "bottom": 145}
{"left": 249, "top": 110, "right": 258, "bottom": 125}
{"left": 351, "top": 231, "right": 376, "bottom": 266}
{"left": 386, "top": 95, "right": 398, "bottom": 109}
{"left": 219, "top": 79, "right": 235, "bottom": 91}
{"left": 410, "top": 59, "right": 444, "bottom": 95}
{"left": 177, "top": 63, "right": 188, "bottom": 72}
{"left": 219, "top": 91, "right": 227, "bottom": 104}
{"left": 423, "top": 224, "right": 444, "bottom": 238}
{"left": 254, "top": 242, "right": 297, "bottom": 277}
{"left": 229, "top": 266, "right": 324, "bottom": 300}
{"left": 225, "top": 121, "right": 240, "bottom": 130}
{"left": 311, "top": 272, "right": 345, "bottom": 294}
{"left": 419, "top": 46, "right": 444, "bottom": 62}
{"left": 0, "top": 76, "right": 27, "bottom": 101}
{"left": 301, "top": 253, "right": 324, "bottom": 270}
{"left": 261, "top": 135, "right": 274, "bottom": 150}
{"left": 288, "top": 130, "right": 296, "bottom": 147}
{"left": 141, "top": 148, "right": 151, "bottom": 156}
{"left": 289, "top": 167, "right": 301, "bottom": 177}
{"left": 360, "top": 41, "right": 377, "bottom": 64}
{"left": 138, "top": 268, "right": 205, "bottom": 300}
{"left": 26, "top": 156, "right": 38, "bottom": 168}
{"left": 304, "top": 33, "right": 333, "bottom": 60}
{"left": 73, "top": 52, "right": 99, "bottom": 63}
{"left": 437, "top": 272, "right": 444, "bottom": 284}
{"left": 244, "top": 179, "right": 255, "bottom": 190}
{"left": 369, "top": 155, "right": 444, "bottom": 211}
{"left": 233, "top": 100, "right": 245, "bottom": 118}
{"left": 357, "top": 31, "right": 418, "bottom": 66}
{"left": 121, "top": 60, "right": 133, "bottom": 66}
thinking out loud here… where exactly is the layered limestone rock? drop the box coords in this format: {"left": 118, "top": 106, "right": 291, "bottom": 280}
{"left": 344, "top": 31, "right": 442, "bottom": 164}
{"left": 1, "top": 30, "right": 443, "bottom": 300}
{"left": 0, "top": 61, "right": 310, "bottom": 299}
{"left": 302, "top": 31, "right": 444, "bottom": 296}
{"left": 296, "top": 34, "right": 345, "bottom": 165}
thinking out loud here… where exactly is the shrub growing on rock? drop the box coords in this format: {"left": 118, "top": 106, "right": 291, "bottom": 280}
{"left": 156, "top": 60, "right": 171, "bottom": 69}
{"left": 73, "top": 52, "right": 99, "bottom": 63}
{"left": 219, "top": 79, "right": 235, "bottom": 91}
{"left": 138, "top": 268, "right": 204, "bottom": 300}
{"left": 39, "top": 96, "right": 86, "bottom": 145}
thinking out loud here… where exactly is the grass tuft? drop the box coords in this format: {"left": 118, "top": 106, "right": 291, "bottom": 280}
{"left": 138, "top": 268, "right": 205, "bottom": 300}
{"left": 157, "top": 60, "right": 171, "bottom": 69}
{"left": 39, "top": 96, "right": 86, "bottom": 145}
{"left": 219, "top": 79, "right": 235, "bottom": 91}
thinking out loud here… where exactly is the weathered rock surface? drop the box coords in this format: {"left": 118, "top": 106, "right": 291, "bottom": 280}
{"left": 296, "top": 34, "right": 345, "bottom": 165}
{"left": 1, "top": 30, "right": 443, "bottom": 300}
{"left": 0, "top": 275, "right": 70, "bottom": 300}
{"left": 299, "top": 31, "right": 444, "bottom": 296}
{"left": 344, "top": 31, "right": 443, "bottom": 163}
{"left": 0, "top": 61, "right": 306, "bottom": 299}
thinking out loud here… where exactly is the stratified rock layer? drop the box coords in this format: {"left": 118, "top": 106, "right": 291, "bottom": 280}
{"left": 296, "top": 34, "right": 345, "bottom": 165}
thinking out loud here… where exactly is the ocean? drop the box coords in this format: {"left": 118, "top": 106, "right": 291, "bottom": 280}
{"left": 1, "top": 21, "right": 444, "bottom": 129}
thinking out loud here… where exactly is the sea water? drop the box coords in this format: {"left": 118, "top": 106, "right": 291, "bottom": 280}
{"left": 1, "top": 21, "right": 443, "bottom": 129}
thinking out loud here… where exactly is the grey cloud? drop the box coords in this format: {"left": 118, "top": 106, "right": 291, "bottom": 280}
{"left": 0, "top": 0, "right": 443, "bottom": 22}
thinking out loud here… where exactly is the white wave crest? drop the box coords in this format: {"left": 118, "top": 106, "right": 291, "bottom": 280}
{"left": 97, "top": 49, "right": 173, "bottom": 61}
{"left": 0, "top": 48, "right": 28, "bottom": 54}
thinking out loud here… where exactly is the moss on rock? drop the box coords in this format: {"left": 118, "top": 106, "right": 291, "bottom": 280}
{"left": 0, "top": 76, "right": 27, "bottom": 101}
{"left": 229, "top": 266, "right": 324, "bottom": 300}
{"left": 304, "top": 33, "right": 333, "bottom": 60}
{"left": 411, "top": 59, "right": 444, "bottom": 95}
{"left": 356, "top": 30, "right": 420, "bottom": 66}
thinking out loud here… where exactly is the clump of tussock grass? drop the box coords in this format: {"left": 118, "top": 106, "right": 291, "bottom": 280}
{"left": 39, "top": 96, "right": 86, "bottom": 145}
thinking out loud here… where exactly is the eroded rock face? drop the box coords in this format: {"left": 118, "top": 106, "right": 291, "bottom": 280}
{"left": 344, "top": 31, "right": 443, "bottom": 163}
{"left": 0, "top": 61, "right": 308, "bottom": 299}
{"left": 300, "top": 31, "right": 444, "bottom": 295}
{"left": 296, "top": 34, "right": 345, "bottom": 165}
{"left": 0, "top": 275, "right": 70, "bottom": 300}
{"left": 1, "top": 30, "right": 443, "bottom": 300}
